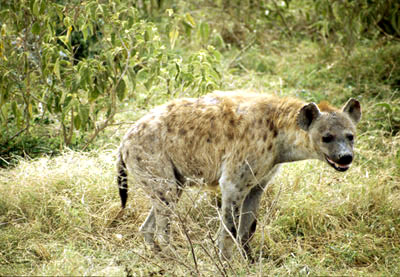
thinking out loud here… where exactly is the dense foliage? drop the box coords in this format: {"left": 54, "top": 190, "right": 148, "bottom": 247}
{"left": 0, "top": 0, "right": 222, "bottom": 164}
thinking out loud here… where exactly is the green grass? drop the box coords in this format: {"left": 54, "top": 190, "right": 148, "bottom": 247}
{"left": 1, "top": 36, "right": 400, "bottom": 275}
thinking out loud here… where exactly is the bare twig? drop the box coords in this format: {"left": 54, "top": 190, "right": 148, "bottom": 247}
{"left": 197, "top": 235, "right": 226, "bottom": 277}
{"left": 207, "top": 231, "right": 229, "bottom": 276}
{"left": 176, "top": 213, "right": 200, "bottom": 276}
{"left": 216, "top": 208, "right": 248, "bottom": 264}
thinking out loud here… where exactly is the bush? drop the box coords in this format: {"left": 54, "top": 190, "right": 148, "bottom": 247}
{"left": 0, "top": 0, "right": 222, "bottom": 164}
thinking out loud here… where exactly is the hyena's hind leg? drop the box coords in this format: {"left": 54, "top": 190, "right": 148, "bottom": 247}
{"left": 139, "top": 206, "right": 157, "bottom": 247}
{"left": 139, "top": 161, "right": 184, "bottom": 252}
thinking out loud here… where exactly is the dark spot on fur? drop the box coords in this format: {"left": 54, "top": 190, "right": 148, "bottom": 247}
{"left": 273, "top": 129, "right": 278, "bottom": 138}
{"left": 261, "top": 148, "right": 265, "bottom": 155}
{"left": 136, "top": 156, "right": 142, "bottom": 162}
{"left": 263, "top": 133, "right": 267, "bottom": 142}
{"left": 141, "top": 123, "right": 147, "bottom": 129}
{"left": 226, "top": 132, "right": 234, "bottom": 140}
{"left": 147, "top": 134, "right": 155, "bottom": 142}
{"left": 207, "top": 132, "right": 214, "bottom": 143}
{"left": 179, "top": 128, "right": 187, "bottom": 136}
{"left": 269, "top": 121, "right": 274, "bottom": 132}
{"left": 240, "top": 172, "right": 245, "bottom": 179}
{"left": 258, "top": 118, "right": 263, "bottom": 125}
{"left": 268, "top": 144, "right": 273, "bottom": 151}
{"left": 229, "top": 119, "right": 235, "bottom": 126}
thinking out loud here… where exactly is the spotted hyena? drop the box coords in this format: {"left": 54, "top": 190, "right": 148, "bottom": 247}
{"left": 117, "top": 91, "right": 361, "bottom": 260}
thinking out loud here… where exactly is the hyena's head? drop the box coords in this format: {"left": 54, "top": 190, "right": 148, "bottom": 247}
{"left": 297, "top": 98, "right": 361, "bottom": 172}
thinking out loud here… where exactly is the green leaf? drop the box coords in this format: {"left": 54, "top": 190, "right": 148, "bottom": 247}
{"left": 127, "top": 67, "right": 136, "bottom": 90}
{"left": 54, "top": 58, "right": 61, "bottom": 80}
{"left": 89, "top": 87, "right": 100, "bottom": 102}
{"left": 40, "top": 0, "right": 46, "bottom": 14}
{"left": 32, "top": 22, "right": 41, "bottom": 35}
{"left": 185, "top": 13, "right": 196, "bottom": 28}
{"left": 200, "top": 22, "right": 210, "bottom": 44}
{"left": 27, "top": 102, "right": 33, "bottom": 118}
{"left": 32, "top": 0, "right": 40, "bottom": 17}
{"left": 144, "top": 75, "right": 154, "bottom": 90}
{"left": 74, "top": 114, "right": 81, "bottom": 130}
{"left": 79, "top": 104, "right": 89, "bottom": 129}
{"left": 11, "top": 101, "right": 18, "bottom": 118}
{"left": 116, "top": 79, "right": 126, "bottom": 101}
{"left": 391, "top": 11, "right": 400, "bottom": 36}
{"left": 169, "top": 28, "right": 179, "bottom": 49}
{"left": 175, "top": 62, "right": 181, "bottom": 81}
{"left": 47, "top": 93, "right": 53, "bottom": 114}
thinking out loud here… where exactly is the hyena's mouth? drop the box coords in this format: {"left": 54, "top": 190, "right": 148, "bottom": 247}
{"left": 325, "top": 156, "right": 351, "bottom": 172}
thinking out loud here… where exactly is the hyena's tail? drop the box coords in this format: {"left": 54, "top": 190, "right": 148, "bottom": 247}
{"left": 117, "top": 152, "right": 128, "bottom": 209}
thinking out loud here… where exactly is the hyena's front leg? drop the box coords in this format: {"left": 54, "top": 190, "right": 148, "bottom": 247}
{"left": 218, "top": 179, "right": 248, "bottom": 260}
{"left": 238, "top": 166, "right": 279, "bottom": 260}
{"left": 238, "top": 183, "right": 265, "bottom": 260}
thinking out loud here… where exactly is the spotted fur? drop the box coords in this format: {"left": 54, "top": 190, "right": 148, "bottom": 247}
{"left": 117, "top": 91, "right": 361, "bottom": 260}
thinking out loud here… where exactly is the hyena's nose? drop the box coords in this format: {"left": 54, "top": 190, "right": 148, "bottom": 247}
{"left": 338, "top": 154, "right": 353, "bottom": 165}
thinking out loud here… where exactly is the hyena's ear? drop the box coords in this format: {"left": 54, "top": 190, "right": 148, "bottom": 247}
{"left": 297, "top": 103, "right": 321, "bottom": 131}
{"left": 342, "top": 98, "right": 361, "bottom": 124}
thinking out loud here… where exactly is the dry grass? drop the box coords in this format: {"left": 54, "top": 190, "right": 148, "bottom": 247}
{"left": 1, "top": 124, "right": 399, "bottom": 275}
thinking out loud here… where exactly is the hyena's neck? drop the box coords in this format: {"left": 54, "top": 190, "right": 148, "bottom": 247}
{"left": 264, "top": 99, "right": 319, "bottom": 164}
{"left": 275, "top": 127, "right": 317, "bottom": 164}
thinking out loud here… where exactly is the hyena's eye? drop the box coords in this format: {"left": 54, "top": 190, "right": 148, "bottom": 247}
{"left": 322, "top": 134, "right": 334, "bottom": 143}
{"left": 347, "top": 134, "right": 354, "bottom": 141}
